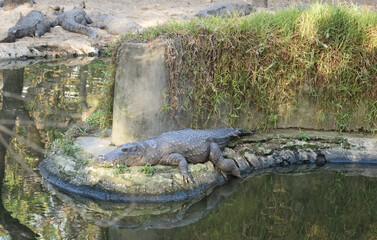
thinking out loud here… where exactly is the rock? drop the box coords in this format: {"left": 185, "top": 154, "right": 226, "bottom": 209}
{"left": 297, "top": 149, "right": 317, "bottom": 163}
{"left": 107, "top": 18, "right": 143, "bottom": 35}
{"left": 40, "top": 135, "right": 228, "bottom": 203}
{"left": 261, "top": 155, "right": 276, "bottom": 168}
{"left": 90, "top": 13, "right": 143, "bottom": 35}
{"left": 223, "top": 147, "right": 252, "bottom": 176}
{"left": 0, "top": 11, "right": 22, "bottom": 42}
{"left": 242, "top": 148, "right": 264, "bottom": 170}
{"left": 40, "top": 130, "right": 377, "bottom": 203}
{"left": 196, "top": 2, "right": 255, "bottom": 18}
{"left": 74, "top": 136, "right": 116, "bottom": 156}
{"left": 278, "top": 149, "right": 296, "bottom": 164}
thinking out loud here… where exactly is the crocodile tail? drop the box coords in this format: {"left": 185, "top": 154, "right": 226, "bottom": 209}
{"left": 62, "top": 22, "right": 97, "bottom": 38}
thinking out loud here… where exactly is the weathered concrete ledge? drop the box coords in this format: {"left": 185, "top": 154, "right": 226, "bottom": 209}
{"left": 113, "top": 41, "right": 377, "bottom": 145}
{"left": 40, "top": 130, "right": 377, "bottom": 203}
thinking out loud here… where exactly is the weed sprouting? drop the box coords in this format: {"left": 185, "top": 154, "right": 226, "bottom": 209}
{"left": 48, "top": 135, "right": 81, "bottom": 156}
{"left": 299, "top": 131, "right": 309, "bottom": 141}
{"left": 113, "top": 164, "right": 130, "bottom": 175}
{"left": 139, "top": 164, "right": 155, "bottom": 176}
{"left": 85, "top": 110, "right": 109, "bottom": 128}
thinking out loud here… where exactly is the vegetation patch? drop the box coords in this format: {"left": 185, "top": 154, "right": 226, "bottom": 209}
{"left": 115, "top": 3, "right": 377, "bottom": 131}
{"left": 139, "top": 164, "right": 155, "bottom": 176}
{"left": 48, "top": 134, "right": 81, "bottom": 156}
{"left": 86, "top": 60, "right": 115, "bottom": 129}
{"left": 113, "top": 163, "right": 131, "bottom": 175}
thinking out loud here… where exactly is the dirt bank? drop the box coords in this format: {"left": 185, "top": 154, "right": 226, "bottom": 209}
{"left": 0, "top": 0, "right": 375, "bottom": 62}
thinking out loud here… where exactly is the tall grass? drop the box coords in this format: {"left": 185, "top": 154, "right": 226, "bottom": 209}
{"left": 119, "top": 3, "right": 377, "bottom": 131}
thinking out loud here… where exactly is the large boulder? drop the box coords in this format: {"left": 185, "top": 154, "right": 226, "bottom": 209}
{"left": 90, "top": 13, "right": 143, "bottom": 35}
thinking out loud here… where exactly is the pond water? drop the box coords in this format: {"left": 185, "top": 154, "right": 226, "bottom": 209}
{"left": 1, "top": 59, "right": 377, "bottom": 239}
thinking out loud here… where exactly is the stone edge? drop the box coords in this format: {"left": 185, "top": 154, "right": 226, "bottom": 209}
{"left": 40, "top": 159, "right": 225, "bottom": 203}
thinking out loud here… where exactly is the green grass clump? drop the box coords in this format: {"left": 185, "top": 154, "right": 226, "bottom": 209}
{"left": 113, "top": 163, "right": 130, "bottom": 174}
{"left": 118, "top": 3, "right": 377, "bottom": 131}
{"left": 139, "top": 164, "right": 155, "bottom": 176}
{"left": 48, "top": 135, "right": 81, "bottom": 156}
{"left": 85, "top": 110, "right": 109, "bottom": 128}
{"left": 86, "top": 60, "right": 115, "bottom": 129}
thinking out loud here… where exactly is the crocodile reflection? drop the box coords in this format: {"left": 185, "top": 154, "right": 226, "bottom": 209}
{"left": 46, "top": 177, "right": 242, "bottom": 230}
{"left": 53, "top": 161, "right": 368, "bottom": 231}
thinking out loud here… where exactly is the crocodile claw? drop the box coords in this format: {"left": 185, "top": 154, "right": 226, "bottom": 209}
{"left": 183, "top": 174, "right": 195, "bottom": 184}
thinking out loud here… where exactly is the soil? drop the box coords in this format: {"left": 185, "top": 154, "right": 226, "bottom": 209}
{"left": 0, "top": 0, "right": 376, "bottom": 61}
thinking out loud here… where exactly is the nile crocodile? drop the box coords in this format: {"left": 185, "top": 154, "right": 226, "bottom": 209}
{"left": 56, "top": 8, "right": 102, "bottom": 38}
{"left": 6, "top": 10, "right": 54, "bottom": 42}
{"left": 97, "top": 127, "right": 255, "bottom": 183}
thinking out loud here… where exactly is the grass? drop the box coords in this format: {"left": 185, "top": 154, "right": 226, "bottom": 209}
{"left": 139, "top": 164, "right": 155, "bottom": 176}
{"left": 85, "top": 110, "right": 109, "bottom": 128}
{"left": 48, "top": 134, "right": 81, "bottom": 156}
{"left": 113, "top": 163, "right": 130, "bottom": 174}
{"left": 114, "top": 2, "right": 377, "bottom": 131}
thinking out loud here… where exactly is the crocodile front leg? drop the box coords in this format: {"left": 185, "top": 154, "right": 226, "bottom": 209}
{"left": 160, "top": 153, "right": 194, "bottom": 184}
{"left": 209, "top": 142, "right": 241, "bottom": 178}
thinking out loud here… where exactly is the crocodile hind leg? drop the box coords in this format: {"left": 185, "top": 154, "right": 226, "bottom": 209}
{"left": 160, "top": 153, "right": 194, "bottom": 184}
{"left": 209, "top": 142, "right": 241, "bottom": 178}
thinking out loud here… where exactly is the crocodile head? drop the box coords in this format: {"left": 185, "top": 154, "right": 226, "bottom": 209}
{"left": 96, "top": 141, "right": 148, "bottom": 166}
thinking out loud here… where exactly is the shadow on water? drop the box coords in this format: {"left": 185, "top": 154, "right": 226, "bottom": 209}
{"left": 1, "top": 59, "right": 377, "bottom": 239}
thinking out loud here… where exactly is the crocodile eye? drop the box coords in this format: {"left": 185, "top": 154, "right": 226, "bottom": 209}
{"left": 121, "top": 147, "right": 131, "bottom": 152}
{"left": 121, "top": 146, "right": 139, "bottom": 154}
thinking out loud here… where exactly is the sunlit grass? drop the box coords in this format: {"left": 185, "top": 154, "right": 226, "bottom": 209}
{"left": 116, "top": 2, "right": 377, "bottom": 131}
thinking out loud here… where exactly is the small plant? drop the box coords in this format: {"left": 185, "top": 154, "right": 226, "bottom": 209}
{"left": 85, "top": 110, "right": 109, "bottom": 129}
{"left": 113, "top": 163, "right": 130, "bottom": 175}
{"left": 139, "top": 164, "right": 155, "bottom": 176}
{"left": 77, "top": 127, "right": 87, "bottom": 135}
{"left": 49, "top": 136, "right": 81, "bottom": 156}
{"left": 357, "top": 146, "right": 366, "bottom": 151}
{"left": 334, "top": 137, "right": 351, "bottom": 149}
{"left": 138, "top": 214, "right": 152, "bottom": 221}
{"left": 299, "top": 132, "right": 309, "bottom": 141}
{"left": 268, "top": 114, "right": 278, "bottom": 129}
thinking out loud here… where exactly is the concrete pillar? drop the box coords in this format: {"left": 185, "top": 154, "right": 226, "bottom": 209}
{"left": 112, "top": 41, "right": 174, "bottom": 145}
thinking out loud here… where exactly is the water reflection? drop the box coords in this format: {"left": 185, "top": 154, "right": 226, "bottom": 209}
{"left": 0, "top": 68, "right": 38, "bottom": 239}
{"left": 1, "top": 60, "right": 377, "bottom": 239}
{"left": 0, "top": 60, "right": 111, "bottom": 239}
{"left": 49, "top": 178, "right": 242, "bottom": 231}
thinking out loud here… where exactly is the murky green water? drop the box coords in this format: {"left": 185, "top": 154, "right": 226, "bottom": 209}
{"left": 1, "top": 59, "right": 377, "bottom": 239}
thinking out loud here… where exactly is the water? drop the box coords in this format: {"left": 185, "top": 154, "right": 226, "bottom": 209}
{"left": 1, "top": 59, "right": 377, "bottom": 239}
